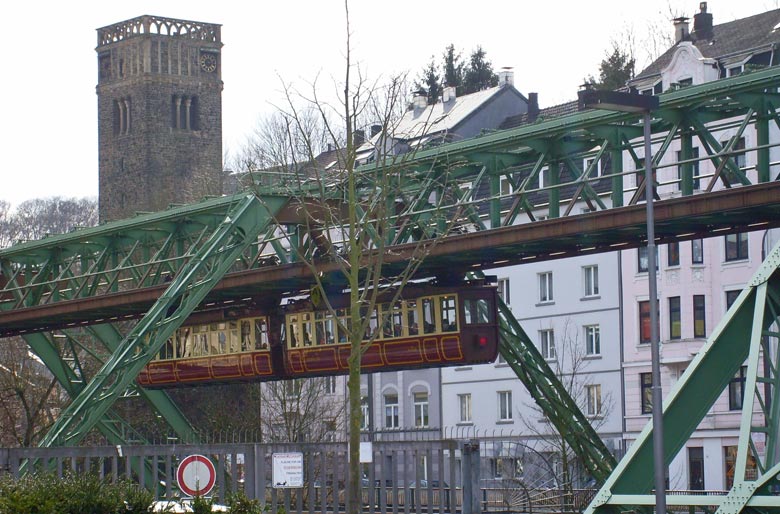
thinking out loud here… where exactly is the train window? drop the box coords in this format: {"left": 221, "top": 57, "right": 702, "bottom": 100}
{"left": 194, "top": 325, "right": 208, "bottom": 356}
{"left": 254, "top": 318, "right": 269, "bottom": 349}
{"left": 228, "top": 321, "right": 240, "bottom": 353}
{"left": 177, "top": 327, "right": 192, "bottom": 358}
{"left": 210, "top": 323, "right": 227, "bottom": 354}
{"left": 301, "top": 313, "right": 313, "bottom": 346}
{"left": 406, "top": 300, "right": 420, "bottom": 335}
{"left": 241, "top": 321, "right": 252, "bottom": 351}
{"left": 159, "top": 337, "right": 174, "bottom": 360}
{"left": 287, "top": 315, "right": 298, "bottom": 347}
{"left": 422, "top": 298, "right": 436, "bottom": 334}
{"left": 362, "top": 307, "right": 379, "bottom": 339}
{"left": 391, "top": 305, "right": 403, "bottom": 337}
{"left": 441, "top": 295, "right": 457, "bottom": 332}
{"left": 337, "top": 308, "right": 349, "bottom": 342}
{"left": 464, "top": 298, "right": 491, "bottom": 324}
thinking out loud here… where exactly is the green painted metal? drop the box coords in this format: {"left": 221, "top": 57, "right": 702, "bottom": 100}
{"left": 37, "top": 193, "right": 287, "bottom": 447}
{"left": 586, "top": 242, "right": 780, "bottom": 514}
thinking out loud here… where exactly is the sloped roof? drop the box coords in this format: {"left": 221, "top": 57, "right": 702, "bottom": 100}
{"left": 499, "top": 100, "right": 579, "bottom": 130}
{"left": 357, "top": 85, "right": 522, "bottom": 158}
{"left": 635, "top": 8, "right": 780, "bottom": 80}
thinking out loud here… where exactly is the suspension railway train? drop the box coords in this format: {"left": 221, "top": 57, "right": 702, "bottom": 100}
{"left": 136, "top": 280, "right": 499, "bottom": 387}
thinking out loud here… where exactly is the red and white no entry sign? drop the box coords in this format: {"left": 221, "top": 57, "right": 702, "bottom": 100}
{"left": 176, "top": 454, "right": 216, "bottom": 497}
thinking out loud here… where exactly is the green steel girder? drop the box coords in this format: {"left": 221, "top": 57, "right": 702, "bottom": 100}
{"left": 37, "top": 193, "right": 287, "bottom": 447}
{"left": 586, "top": 242, "right": 780, "bottom": 514}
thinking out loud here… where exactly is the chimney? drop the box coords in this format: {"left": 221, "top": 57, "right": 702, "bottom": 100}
{"left": 528, "top": 92, "right": 539, "bottom": 122}
{"left": 498, "top": 67, "right": 514, "bottom": 87}
{"left": 442, "top": 85, "right": 457, "bottom": 104}
{"left": 673, "top": 16, "right": 690, "bottom": 43}
{"left": 353, "top": 129, "right": 365, "bottom": 147}
{"left": 412, "top": 89, "right": 428, "bottom": 117}
{"left": 693, "top": 2, "right": 713, "bottom": 41}
{"left": 370, "top": 124, "right": 382, "bottom": 138}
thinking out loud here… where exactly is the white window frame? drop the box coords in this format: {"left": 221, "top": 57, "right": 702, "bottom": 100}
{"left": 497, "top": 277, "right": 510, "bottom": 304}
{"left": 413, "top": 392, "right": 429, "bottom": 428}
{"left": 583, "top": 156, "right": 602, "bottom": 178}
{"left": 325, "top": 375, "right": 337, "bottom": 394}
{"left": 384, "top": 394, "right": 399, "bottom": 429}
{"left": 497, "top": 390, "right": 513, "bottom": 421}
{"left": 539, "top": 272, "right": 553, "bottom": 303}
{"left": 585, "top": 324, "right": 601, "bottom": 356}
{"left": 360, "top": 396, "right": 369, "bottom": 430}
{"left": 586, "top": 384, "right": 602, "bottom": 416}
{"left": 538, "top": 166, "right": 550, "bottom": 189}
{"left": 583, "top": 265, "right": 599, "bottom": 297}
{"left": 459, "top": 393, "right": 472, "bottom": 423}
{"left": 540, "top": 329, "right": 555, "bottom": 360}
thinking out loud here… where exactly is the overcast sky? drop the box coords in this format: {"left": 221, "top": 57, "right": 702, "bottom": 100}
{"left": 1, "top": 0, "right": 775, "bottom": 207}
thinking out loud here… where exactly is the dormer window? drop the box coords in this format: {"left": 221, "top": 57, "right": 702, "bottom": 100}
{"left": 727, "top": 65, "right": 743, "bottom": 77}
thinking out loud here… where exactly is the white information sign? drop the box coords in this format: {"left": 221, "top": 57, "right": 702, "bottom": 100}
{"left": 272, "top": 452, "right": 304, "bottom": 488}
{"left": 360, "top": 442, "right": 373, "bottom": 463}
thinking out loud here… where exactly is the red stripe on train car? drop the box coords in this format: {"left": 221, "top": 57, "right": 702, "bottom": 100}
{"left": 253, "top": 353, "right": 273, "bottom": 375}
{"left": 146, "top": 361, "right": 178, "bottom": 385}
{"left": 175, "top": 359, "right": 213, "bottom": 382}
{"left": 441, "top": 335, "right": 464, "bottom": 360}
{"left": 422, "top": 337, "right": 443, "bottom": 362}
{"left": 210, "top": 355, "right": 242, "bottom": 380}
{"left": 301, "top": 346, "right": 340, "bottom": 373}
{"left": 383, "top": 339, "right": 425, "bottom": 366}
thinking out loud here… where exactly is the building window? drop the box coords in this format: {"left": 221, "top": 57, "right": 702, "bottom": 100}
{"left": 498, "top": 391, "right": 513, "bottom": 421}
{"left": 171, "top": 94, "right": 200, "bottom": 130}
{"left": 539, "top": 272, "right": 553, "bottom": 303}
{"left": 692, "top": 239, "right": 704, "bottom": 264}
{"left": 586, "top": 384, "right": 602, "bottom": 416}
{"left": 585, "top": 325, "right": 600, "bottom": 356}
{"left": 325, "top": 376, "right": 337, "bottom": 394}
{"left": 414, "top": 392, "right": 429, "bottom": 428}
{"left": 668, "top": 242, "right": 680, "bottom": 267}
{"left": 584, "top": 157, "right": 602, "bottom": 178}
{"left": 638, "top": 246, "right": 658, "bottom": 273}
{"left": 725, "top": 233, "right": 749, "bottom": 262}
{"left": 540, "top": 329, "right": 555, "bottom": 360}
{"left": 497, "top": 277, "right": 511, "bottom": 304}
{"left": 500, "top": 176, "right": 513, "bottom": 196}
{"left": 693, "top": 295, "right": 706, "bottom": 338}
{"left": 676, "top": 147, "right": 700, "bottom": 190}
{"left": 669, "top": 297, "right": 681, "bottom": 340}
{"left": 641, "top": 373, "right": 653, "bottom": 414}
{"left": 639, "top": 300, "right": 658, "bottom": 344}
{"left": 360, "top": 396, "right": 369, "bottom": 430}
{"left": 384, "top": 394, "right": 399, "bottom": 429}
{"left": 722, "top": 136, "right": 746, "bottom": 169}
{"left": 726, "top": 290, "right": 741, "bottom": 311}
{"left": 729, "top": 366, "right": 747, "bottom": 410}
{"left": 583, "top": 265, "right": 599, "bottom": 297}
{"left": 459, "top": 394, "right": 472, "bottom": 423}
{"left": 113, "top": 97, "right": 132, "bottom": 136}
{"left": 728, "top": 65, "right": 743, "bottom": 77}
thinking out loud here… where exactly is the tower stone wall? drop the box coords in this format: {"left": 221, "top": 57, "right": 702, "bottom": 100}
{"left": 96, "top": 16, "right": 223, "bottom": 222}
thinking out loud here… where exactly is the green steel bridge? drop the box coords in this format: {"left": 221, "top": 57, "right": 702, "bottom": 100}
{"left": 2, "top": 67, "right": 780, "bottom": 514}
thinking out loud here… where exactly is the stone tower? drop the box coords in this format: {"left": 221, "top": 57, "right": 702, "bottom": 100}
{"left": 96, "top": 15, "right": 223, "bottom": 222}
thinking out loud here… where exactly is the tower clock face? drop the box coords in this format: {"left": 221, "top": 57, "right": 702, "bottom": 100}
{"left": 200, "top": 53, "right": 217, "bottom": 73}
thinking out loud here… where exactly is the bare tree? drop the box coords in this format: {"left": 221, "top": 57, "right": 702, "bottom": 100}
{"left": 519, "top": 318, "right": 614, "bottom": 512}
{"left": 239, "top": 3, "right": 469, "bottom": 510}
{"left": 260, "top": 378, "right": 346, "bottom": 443}
{"left": 0, "top": 337, "right": 61, "bottom": 446}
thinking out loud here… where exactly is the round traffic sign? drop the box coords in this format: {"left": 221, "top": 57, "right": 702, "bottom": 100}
{"left": 176, "top": 454, "right": 216, "bottom": 497}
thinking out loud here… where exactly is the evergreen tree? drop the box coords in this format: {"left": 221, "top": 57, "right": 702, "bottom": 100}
{"left": 462, "top": 46, "right": 499, "bottom": 94}
{"left": 414, "top": 57, "right": 441, "bottom": 104}
{"left": 589, "top": 43, "right": 635, "bottom": 91}
{"left": 442, "top": 44, "right": 464, "bottom": 93}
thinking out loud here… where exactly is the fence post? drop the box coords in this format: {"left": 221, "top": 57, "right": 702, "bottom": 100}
{"left": 462, "top": 440, "right": 481, "bottom": 514}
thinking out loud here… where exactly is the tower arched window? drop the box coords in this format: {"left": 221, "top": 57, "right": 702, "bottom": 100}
{"left": 113, "top": 97, "right": 131, "bottom": 135}
{"left": 171, "top": 94, "right": 200, "bottom": 130}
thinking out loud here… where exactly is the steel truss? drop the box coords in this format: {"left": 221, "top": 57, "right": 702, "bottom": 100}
{"left": 0, "top": 67, "right": 777, "bottom": 495}
{"left": 586, "top": 242, "right": 780, "bottom": 514}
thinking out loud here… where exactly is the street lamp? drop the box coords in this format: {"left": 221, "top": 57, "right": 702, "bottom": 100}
{"left": 578, "top": 87, "right": 665, "bottom": 514}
